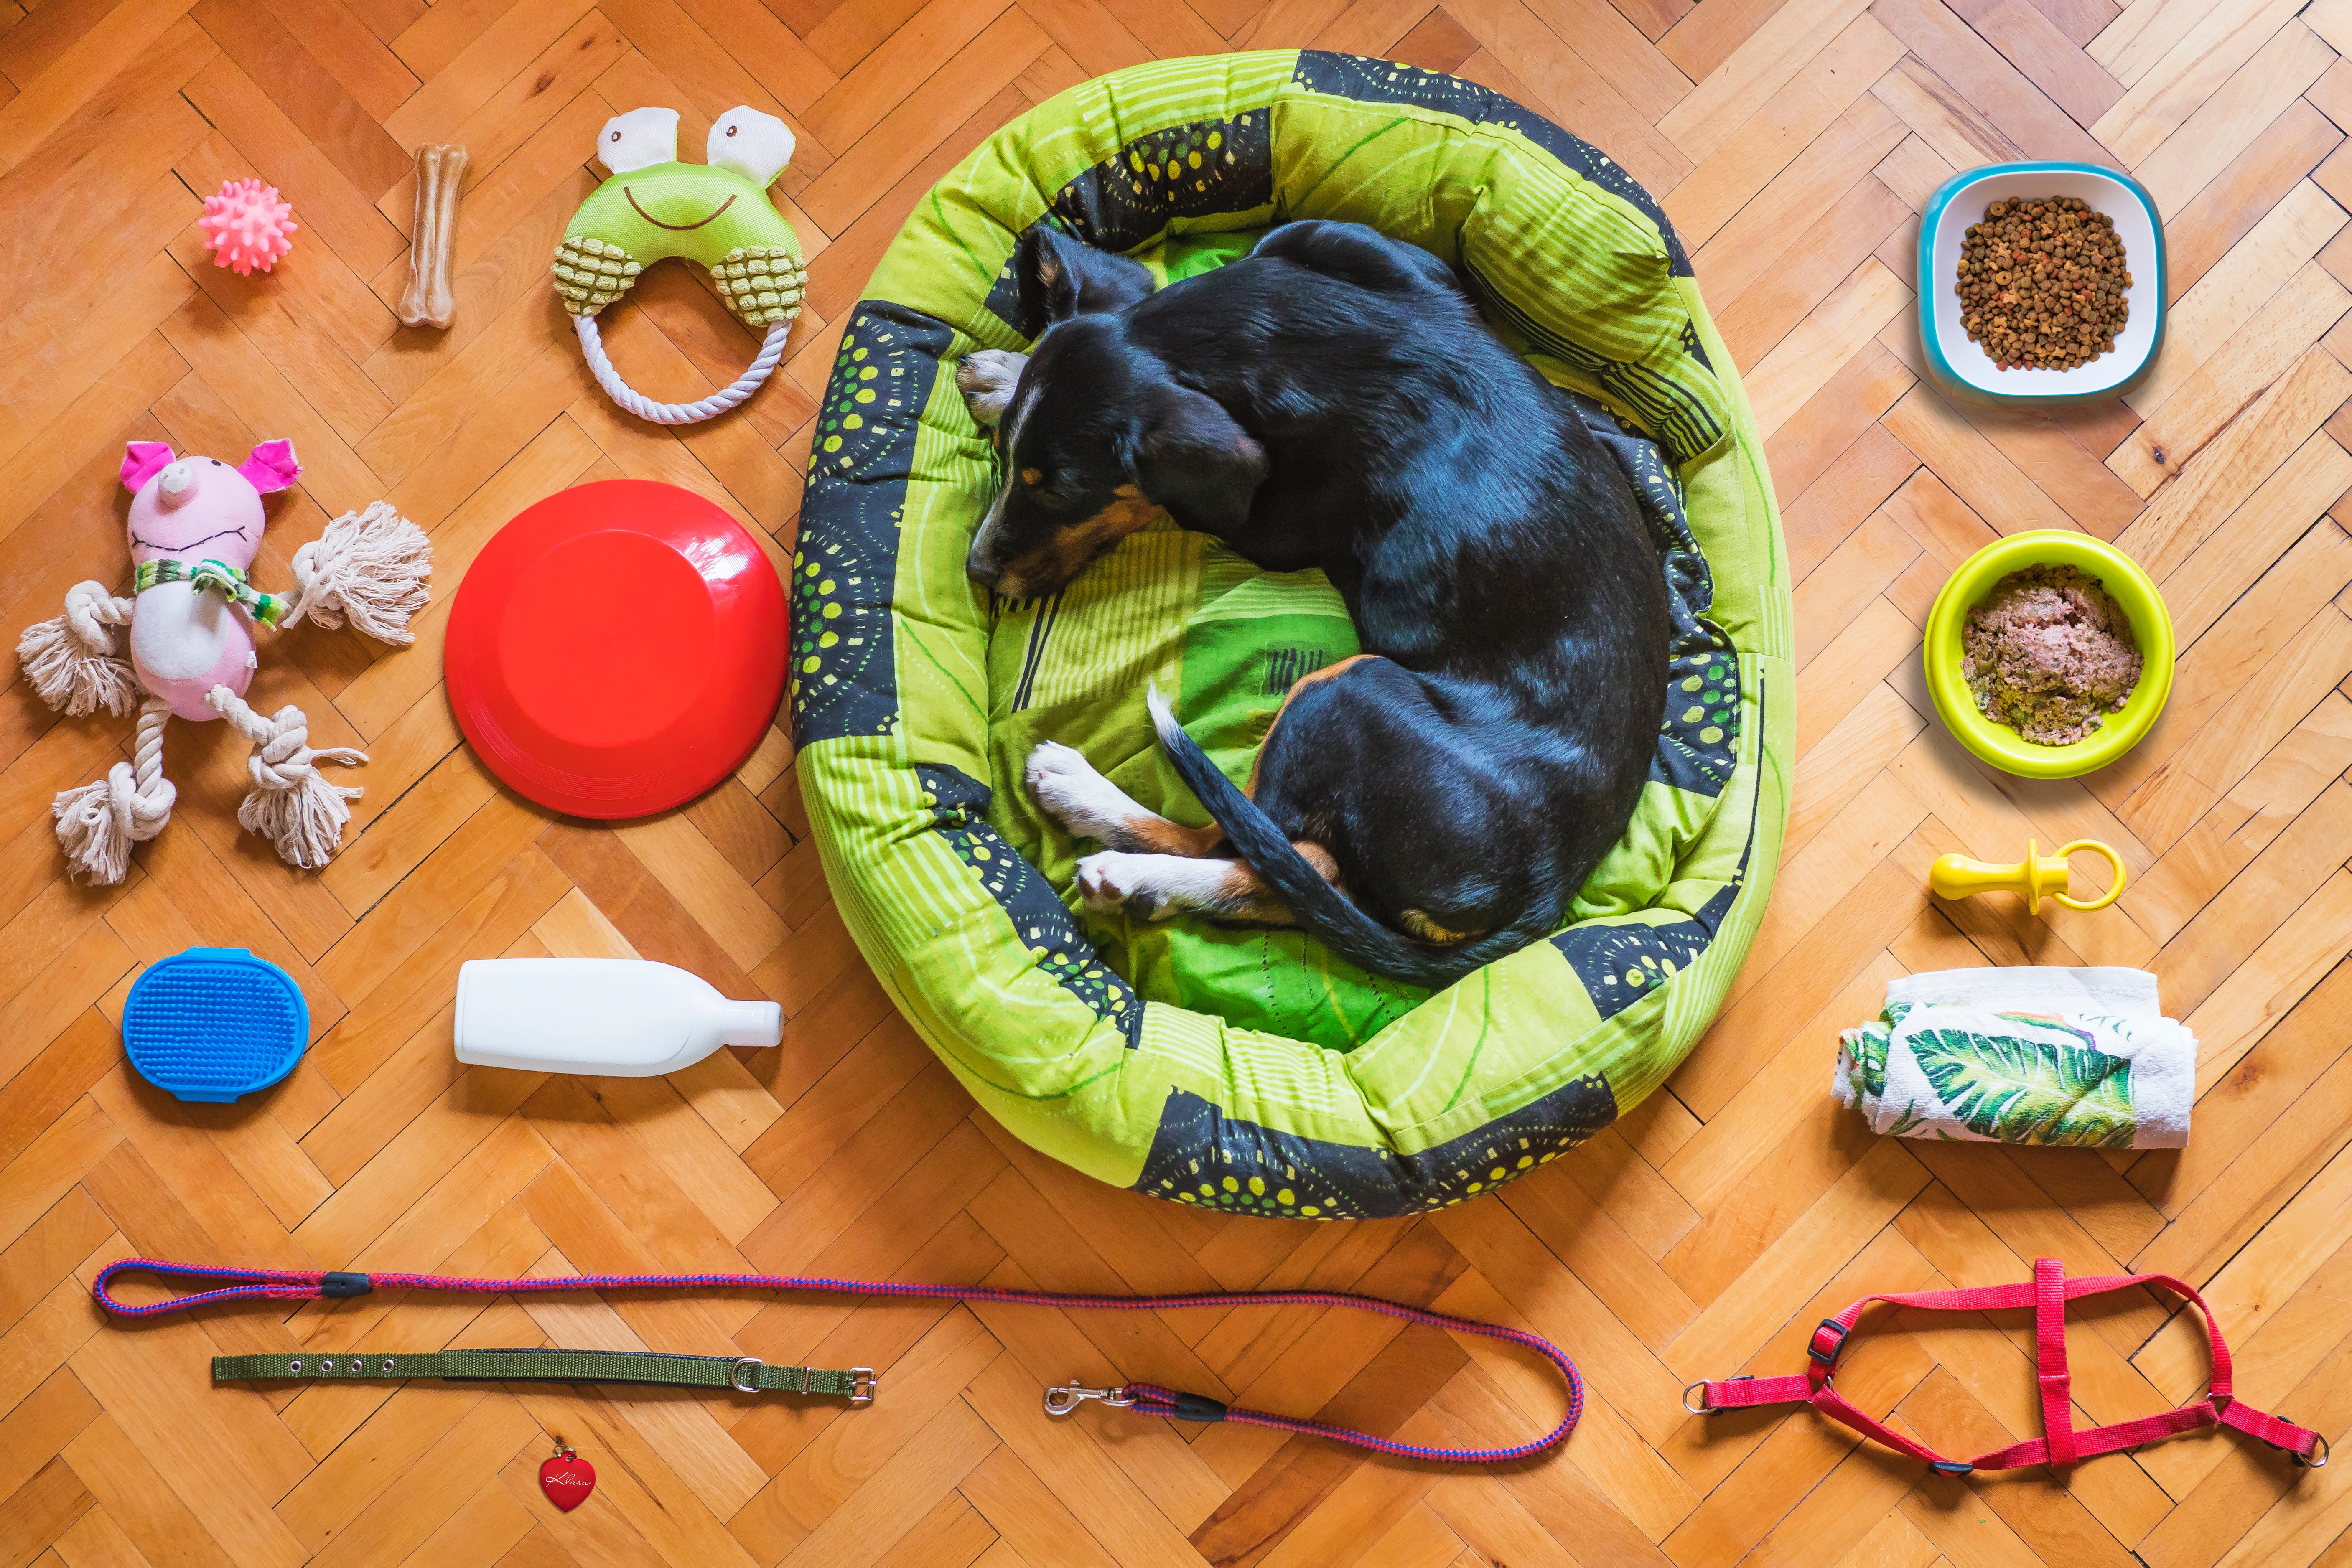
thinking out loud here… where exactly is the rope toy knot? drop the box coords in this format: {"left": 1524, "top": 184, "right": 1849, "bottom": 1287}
{"left": 21, "top": 583, "right": 140, "bottom": 720}
{"left": 285, "top": 502, "right": 432, "bottom": 641}
{"left": 63, "top": 580, "right": 133, "bottom": 652}
{"left": 205, "top": 689, "right": 367, "bottom": 870}
{"left": 50, "top": 697, "right": 178, "bottom": 884}
{"left": 83, "top": 762, "right": 174, "bottom": 846}
{"left": 103, "top": 759, "right": 178, "bottom": 835}
{"left": 238, "top": 705, "right": 362, "bottom": 793}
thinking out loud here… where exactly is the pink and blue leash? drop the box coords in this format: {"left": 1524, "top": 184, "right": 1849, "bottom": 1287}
{"left": 93, "top": 1257, "right": 1583, "bottom": 1464}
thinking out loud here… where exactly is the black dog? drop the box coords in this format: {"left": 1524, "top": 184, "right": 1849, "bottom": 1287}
{"left": 957, "top": 221, "right": 1669, "bottom": 989}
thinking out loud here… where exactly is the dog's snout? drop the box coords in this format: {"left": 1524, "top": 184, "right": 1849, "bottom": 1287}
{"left": 967, "top": 503, "right": 1010, "bottom": 587}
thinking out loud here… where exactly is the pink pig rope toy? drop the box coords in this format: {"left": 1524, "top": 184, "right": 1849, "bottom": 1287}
{"left": 16, "top": 440, "right": 430, "bottom": 884}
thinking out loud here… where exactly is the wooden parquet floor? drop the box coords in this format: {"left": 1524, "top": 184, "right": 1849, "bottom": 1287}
{"left": 3, "top": 0, "right": 2352, "bottom": 1563}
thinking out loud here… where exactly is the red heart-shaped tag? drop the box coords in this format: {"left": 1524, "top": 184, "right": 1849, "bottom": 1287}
{"left": 539, "top": 1446, "right": 596, "bottom": 1512}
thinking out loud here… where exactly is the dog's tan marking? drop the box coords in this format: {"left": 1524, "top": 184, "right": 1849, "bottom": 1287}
{"left": 993, "top": 485, "right": 1163, "bottom": 600}
{"left": 1398, "top": 908, "right": 1482, "bottom": 945}
{"left": 1192, "top": 838, "right": 1347, "bottom": 922}
{"left": 1246, "top": 653, "right": 1380, "bottom": 796}
{"left": 1123, "top": 816, "right": 1226, "bottom": 857}
{"left": 1191, "top": 859, "right": 1290, "bottom": 923}
{"left": 1293, "top": 840, "right": 1341, "bottom": 887}
{"left": 1020, "top": 467, "right": 1043, "bottom": 485}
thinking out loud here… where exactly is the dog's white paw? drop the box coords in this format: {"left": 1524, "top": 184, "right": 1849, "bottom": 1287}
{"left": 1075, "top": 851, "right": 1177, "bottom": 919}
{"left": 1075, "top": 851, "right": 1248, "bottom": 920}
{"left": 955, "top": 350, "right": 1027, "bottom": 427}
{"left": 1026, "top": 740, "right": 1136, "bottom": 841}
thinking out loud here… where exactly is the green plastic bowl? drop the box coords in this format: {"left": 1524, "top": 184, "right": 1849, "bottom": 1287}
{"left": 1924, "top": 531, "right": 2174, "bottom": 779}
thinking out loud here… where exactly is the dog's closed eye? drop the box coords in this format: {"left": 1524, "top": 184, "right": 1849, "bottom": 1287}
{"left": 1020, "top": 468, "right": 1089, "bottom": 506}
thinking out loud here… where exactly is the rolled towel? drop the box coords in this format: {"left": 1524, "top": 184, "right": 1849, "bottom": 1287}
{"left": 1833, "top": 967, "right": 2192, "bottom": 1149}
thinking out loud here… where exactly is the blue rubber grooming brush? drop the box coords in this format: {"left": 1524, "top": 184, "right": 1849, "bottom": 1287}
{"left": 123, "top": 947, "right": 309, "bottom": 1103}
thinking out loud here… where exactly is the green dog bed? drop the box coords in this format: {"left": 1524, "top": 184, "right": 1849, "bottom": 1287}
{"left": 791, "top": 51, "right": 1791, "bottom": 1219}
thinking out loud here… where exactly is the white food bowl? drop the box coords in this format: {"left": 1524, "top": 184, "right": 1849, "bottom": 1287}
{"left": 1917, "top": 161, "right": 2166, "bottom": 407}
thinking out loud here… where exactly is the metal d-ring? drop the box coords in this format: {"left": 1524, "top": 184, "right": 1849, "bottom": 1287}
{"left": 1683, "top": 1381, "right": 1710, "bottom": 1414}
{"left": 728, "top": 1356, "right": 764, "bottom": 1393}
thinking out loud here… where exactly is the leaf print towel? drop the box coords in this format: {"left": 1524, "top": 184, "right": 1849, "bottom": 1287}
{"left": 1833, "top": 968, "right": 2192, "bottom": 1148}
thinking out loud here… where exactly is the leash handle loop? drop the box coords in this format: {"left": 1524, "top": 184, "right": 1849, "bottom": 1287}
{"left": 91, "top": 1258, "right": 1582, "bottom": 1466}
{"left": 92, "top": 1258, "right": 325, "bottom": 1315}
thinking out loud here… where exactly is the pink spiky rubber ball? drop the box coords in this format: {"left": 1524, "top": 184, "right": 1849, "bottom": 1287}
{"left": 199, "top": 179, "right": 297, "bottom": 276}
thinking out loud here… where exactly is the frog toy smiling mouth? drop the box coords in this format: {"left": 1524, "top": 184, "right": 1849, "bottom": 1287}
{"left": 553, "top": 105, "right": 808, "bottom": 424}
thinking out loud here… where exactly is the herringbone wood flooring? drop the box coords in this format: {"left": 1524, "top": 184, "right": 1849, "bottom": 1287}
{"left": 3, "top": 0, "right": 2351, "bottom": 1563}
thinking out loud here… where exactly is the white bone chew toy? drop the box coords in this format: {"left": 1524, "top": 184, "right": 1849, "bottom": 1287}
{"left": 398, "top": 144, "right": 467, "bottom": 329}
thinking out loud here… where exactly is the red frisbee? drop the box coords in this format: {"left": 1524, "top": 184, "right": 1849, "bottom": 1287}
{"left": 445, "top": 480, "right": 787, "bottom": 819}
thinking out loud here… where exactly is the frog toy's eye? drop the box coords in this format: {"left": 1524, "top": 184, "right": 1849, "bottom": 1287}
{"left": 707, "top": 107, "right": 795, "bottom": 188}
{"left": 598, "top": 106, "right": 679, "bottom": 176}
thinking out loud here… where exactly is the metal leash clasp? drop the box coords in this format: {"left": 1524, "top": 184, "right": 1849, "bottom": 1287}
{"left": 1043, "top": 1380, "right": 1135, "bottom": 1416}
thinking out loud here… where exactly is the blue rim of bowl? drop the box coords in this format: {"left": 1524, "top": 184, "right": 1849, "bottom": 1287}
{"left": 1917, "top": 161, "right": 2167, "bottom": 408}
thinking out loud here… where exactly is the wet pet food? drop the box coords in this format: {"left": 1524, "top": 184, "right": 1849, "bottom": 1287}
{"left": 1955, "top": 196, "right": 2129, "bottom": 371}
{"left": 1962, "top": 565, "right": 2143, "bottom": 745}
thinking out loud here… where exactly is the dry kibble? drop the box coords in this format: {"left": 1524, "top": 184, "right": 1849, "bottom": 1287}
{"left": 1953, "top": 195, "right": 2130, "bottom": 372}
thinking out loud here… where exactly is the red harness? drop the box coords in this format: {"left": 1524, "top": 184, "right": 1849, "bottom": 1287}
{"left": 1687, "top": 1259, "right": 2327, "bottom": 1473}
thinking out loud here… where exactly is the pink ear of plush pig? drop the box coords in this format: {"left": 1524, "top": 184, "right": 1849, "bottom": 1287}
{"left": 117, "top": 438, "right": 302, "bottom": 720}
{"left": 120, "top": 439, "right": 298, "bottom": 493}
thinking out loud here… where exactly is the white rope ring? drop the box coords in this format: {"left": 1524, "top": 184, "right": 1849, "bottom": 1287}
{"left": 575, "top": 314, "right": 791, "bottom": 425}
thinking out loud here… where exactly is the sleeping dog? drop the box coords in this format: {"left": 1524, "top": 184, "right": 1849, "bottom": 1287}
{"left": 957, "top": 221, "right": 1670, "bottom": 990}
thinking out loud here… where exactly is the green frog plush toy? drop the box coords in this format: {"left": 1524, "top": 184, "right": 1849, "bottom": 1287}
{"left": 553, "top": 105, "right": 808, "bottom": 425}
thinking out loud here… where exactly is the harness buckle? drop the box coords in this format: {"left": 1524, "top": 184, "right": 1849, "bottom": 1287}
{"left": 1930, "top": 1460, "right": 1974, "bottom": 1476}
{"left": 850, "top": 1367, "right": 877, "bottom": 1407}
{"left": 1808, "top": 1319, "right": 1851, "bottom": 1370}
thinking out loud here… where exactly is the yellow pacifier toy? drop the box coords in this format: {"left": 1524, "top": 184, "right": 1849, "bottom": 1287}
{"left": 1929, "top": 839, "right": 2126, "bottom": 916}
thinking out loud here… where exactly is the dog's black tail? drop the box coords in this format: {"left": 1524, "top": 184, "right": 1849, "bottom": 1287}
{"left": 1147, "top": 688, "right": 1558, "bottom": 991}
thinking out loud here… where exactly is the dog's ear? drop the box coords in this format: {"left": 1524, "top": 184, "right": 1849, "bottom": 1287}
{"left": 1018, "top": 226, "right": 1154, "bottom": 326}
{"left": 1122, "top": 383, "right": 1265, "bottom": 535}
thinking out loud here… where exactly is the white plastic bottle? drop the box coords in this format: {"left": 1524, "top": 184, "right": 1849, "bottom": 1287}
{"left": 453, "top": 958, "right": 782, "bottom": 1077}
